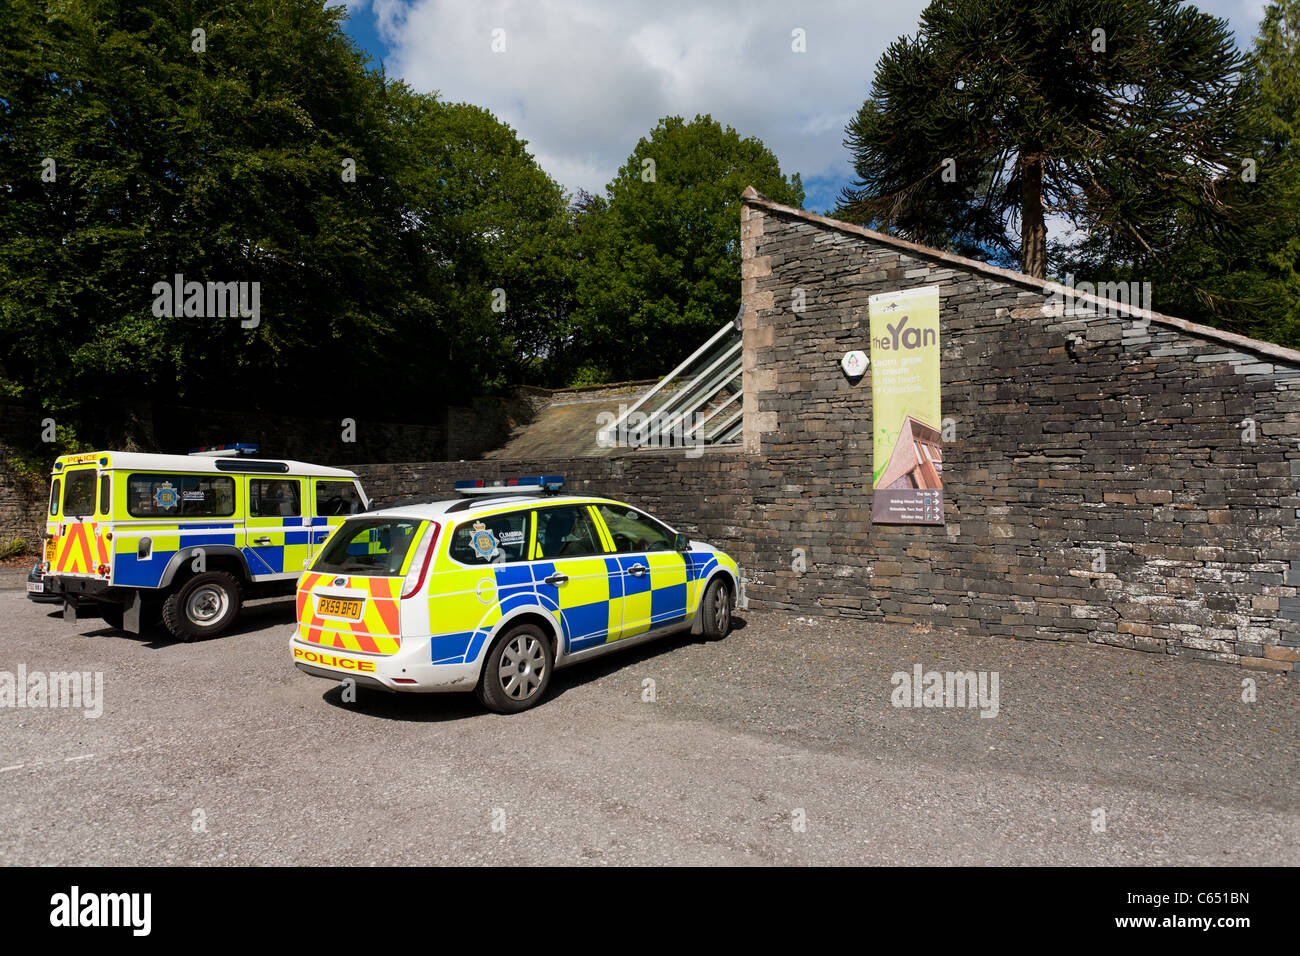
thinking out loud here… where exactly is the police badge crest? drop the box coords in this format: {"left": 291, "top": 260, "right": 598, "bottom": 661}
{"left": 469, "top": 520, "right": 498, "bottom": 561}
{"left": 153, "top": 481, "right": 179, "bottom": 511}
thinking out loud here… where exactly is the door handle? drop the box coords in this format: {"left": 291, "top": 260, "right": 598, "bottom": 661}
{"left": 544, "top": 573, "right": 569, "bottom": 586}
{"left": 314, "top": 532, "right": 328, "bottom": 543}
{"left": 253, "top": 537, "right": 272, "bottom": 546}
{"left": 628, "top": 564, "right": 648, "bottom": 577}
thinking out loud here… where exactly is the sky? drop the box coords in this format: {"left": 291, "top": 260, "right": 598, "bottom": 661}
{"left": 335, "top": 0, "right": 1273, "bottom": 215}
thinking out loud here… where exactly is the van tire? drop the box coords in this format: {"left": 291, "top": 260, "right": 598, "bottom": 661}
{"left": 162, "top": 571, "right": 242, "bottom": 642}
{"left": 700, "top": 578, "right": 733, "bottom": 640}
{"left": 476, "top": 623, "right": 554, "bottom": 714}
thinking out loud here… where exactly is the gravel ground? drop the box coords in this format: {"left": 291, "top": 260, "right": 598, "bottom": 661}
{"left": 0, "top": 587, "right": 1295, "bottom": 865}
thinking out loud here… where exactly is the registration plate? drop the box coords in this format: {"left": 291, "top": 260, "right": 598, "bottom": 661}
{"left": 27, "top": 581, "right": 44, "bottom": 593}
{"left": 317, "top": 597, "right": 362, "bottom": 619}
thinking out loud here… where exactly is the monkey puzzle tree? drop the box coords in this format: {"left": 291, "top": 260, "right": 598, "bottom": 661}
{"left": 837, "top": 0, "right": 1245, "bottom": 279}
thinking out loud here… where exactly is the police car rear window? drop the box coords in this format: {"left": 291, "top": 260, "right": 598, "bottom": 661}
{"left": 62, "top": 469, "right": 96, "bottom": 517}
{"left": 127, "top": 474, "right": 236, "bottom": 518}
{"left": 312, "top": 519, "right": 423, "bottom": 576}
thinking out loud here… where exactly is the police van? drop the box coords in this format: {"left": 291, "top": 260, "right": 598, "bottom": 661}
{"left": 40, "top": 445, "right": 369, "bottom": 640}
{"left": 290, "top": 476, "right": 742, "bottom": 713}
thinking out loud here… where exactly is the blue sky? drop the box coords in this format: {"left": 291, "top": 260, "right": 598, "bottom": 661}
{"left": 335, "top": 0, "right": 1273, "bottom": 215}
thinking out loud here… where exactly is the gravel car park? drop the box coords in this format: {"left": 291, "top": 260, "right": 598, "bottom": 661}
{"left": 1, "top": 585, "right": 1296, "bottom": 866}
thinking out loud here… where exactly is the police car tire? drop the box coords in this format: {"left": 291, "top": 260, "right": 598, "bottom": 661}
{"left": 476, "top": 623, "right": 554, "bottom": 714}
{"left": 162, "top": 571, "right": 242, "bottom": 642}
{"left": 700, "top": 578, "right": 733, "bottom": 640}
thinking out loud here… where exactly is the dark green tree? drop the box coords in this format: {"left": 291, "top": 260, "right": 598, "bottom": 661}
{"left": 387, "top": 96, "right": 577, "bottom": 393}
{"left": 571, "top": 115, "right": 803, "bottom": 382}
{"left": 0, "top": 0, "right": 576, "bottom": 453}
{"left": 837, "top": 0, "right": 1245, "bottom": 279}
{"left": 1055, "top": 0, "right": 1300, "bottom": 344}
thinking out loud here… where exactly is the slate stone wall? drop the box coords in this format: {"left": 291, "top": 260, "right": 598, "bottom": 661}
{"left": 355, "top": 199, "right": 1300, "bottom": 675}
{"left": 737, "top": 198, "right": 1300, "bottom": 673}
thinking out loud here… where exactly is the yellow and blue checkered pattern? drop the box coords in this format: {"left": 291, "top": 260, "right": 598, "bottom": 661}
{"left": 418, "top": 503, "right": 735, "bottom": 666}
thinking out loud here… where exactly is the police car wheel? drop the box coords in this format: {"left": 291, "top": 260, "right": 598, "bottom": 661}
{"left": 701, "top": 578, "right": 733, "bottom": 640}
{"left": 476, "top": 624, "right": 554, "bottom": 714}
{"left": 162, "top": 571, "right": 242, "bottom": 642}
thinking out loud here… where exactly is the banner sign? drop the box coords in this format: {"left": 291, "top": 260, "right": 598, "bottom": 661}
{"left": 869, "top": 285, "right": 944, "bottom": 525}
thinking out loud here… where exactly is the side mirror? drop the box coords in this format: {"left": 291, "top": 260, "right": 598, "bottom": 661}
{"left": 673, "top": 532, "right": 690, "bottom": 552}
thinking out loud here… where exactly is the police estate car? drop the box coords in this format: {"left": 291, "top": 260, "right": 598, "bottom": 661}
{"left": 291, "top": 477, "right": 742, "bottom": 713}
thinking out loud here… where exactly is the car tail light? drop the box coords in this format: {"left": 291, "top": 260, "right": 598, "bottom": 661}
{"left": 401, "top": 522, "right": 440, "bottom": 599}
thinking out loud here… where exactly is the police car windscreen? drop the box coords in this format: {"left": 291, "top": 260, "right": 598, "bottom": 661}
{"left": 313, "top": 519, "right": 423, "bottom": 576}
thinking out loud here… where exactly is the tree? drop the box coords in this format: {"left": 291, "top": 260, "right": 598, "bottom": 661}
{"left": 572, "top": 115, "right": 803, "bottom": 382}
{"left": 1241, "top": 0, "right": 1300, "bottom": 346}
{"left": 1055, "top": 0, "right": 1300, "bottom": 345}
{"left": 0, "top": 0, "right": 576, "bottom": 453}
{"left": 837, "top": 0, "right": 1245, "bottom": 279}
{"left": 383, "top": 95, "right": 577, "bottom": 394}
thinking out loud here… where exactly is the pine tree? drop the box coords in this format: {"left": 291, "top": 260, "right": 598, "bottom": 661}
{"left": 837, "top": 0, "right": 1244, "bottom": 279}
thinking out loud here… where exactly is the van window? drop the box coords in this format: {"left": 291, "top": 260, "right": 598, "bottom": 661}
{"left": 312, "top": 518, "right": 423, "bottom": 576}
{"left": 99, "top": 474, "right": 111, "bottom": 515}
{"left": 315, "top": 480, "right": 365, "bottom": 516}
{"left": 48, "top": 479, "right": 61, "bottom": 516}
{"left": 63, "top": 469, "right": 96, "bottom": 517}
{"left": 449, "top": 511, "right": 530, "bottom": 564}
{"left": 249, "top": 479, "right": 301, "bottom": 518}
{"left": 127, "top": 474, "right": 236, "bottom": 518}
{"left": 534, "top": 506, "right": 604, "bottom": 559}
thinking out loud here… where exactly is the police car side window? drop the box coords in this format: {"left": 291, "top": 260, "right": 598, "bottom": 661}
{"left": 315, "top": 480, "right": 363, "bottom": 517}
{"left": 449, "top": 511, "right": 530, "bottom": 564}
{"left": 596, "top": 504, "right": 675, "bottom": 553}
{"left": 250, "top": 479, "right": 301, "bottom": 518}
{"left": 534, "top": 506, "right": 603, "bottom": 559}
{"left": 127, "top": 474, "right": 237, "bottom": 518}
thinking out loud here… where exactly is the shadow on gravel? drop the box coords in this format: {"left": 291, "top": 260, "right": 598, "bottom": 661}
{"left": 322, "top": 614, "right": 750, "bottom": 723}
{"left": 45, "top": 597, "right": 297, "bottom": 648}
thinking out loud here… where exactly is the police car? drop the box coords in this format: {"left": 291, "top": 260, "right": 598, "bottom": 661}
{"left": 290, "top": 477, "right": 742, "bottom": 713}
{"left": 40, "top": 445, "right": 369, "bottom": 640}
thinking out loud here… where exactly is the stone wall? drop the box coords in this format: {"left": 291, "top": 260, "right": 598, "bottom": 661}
{"left": 350, "top": 195, "right": 1300, "bottom": 675}
{"left": 737, "top": 192, "right": 1300, "bottom": 673}
{"left": 0, "top": 403, "right": 49, "bottom": 552}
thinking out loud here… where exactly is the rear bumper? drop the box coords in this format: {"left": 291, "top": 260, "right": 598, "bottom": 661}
{"left": 44, "top": 576, "right": 113, "bottom": 598}
{"left": 290, "top": 635, "right": 481, "bottom": 693}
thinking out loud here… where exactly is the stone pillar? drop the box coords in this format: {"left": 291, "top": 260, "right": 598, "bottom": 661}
{"left": 740, "top": 189, "right": 777, "bottom": 454}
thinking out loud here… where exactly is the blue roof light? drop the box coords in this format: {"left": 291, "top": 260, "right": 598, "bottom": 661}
{"left": 188, "top": 443, "right": 261, "bottom": 457}
{"left": 454, "top": 475, "right": 566, "bottom": 496}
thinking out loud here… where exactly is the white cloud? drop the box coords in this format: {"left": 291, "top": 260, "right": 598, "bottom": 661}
{"left": 370, "top": 0, "right": 1274, "bottom": 209}
{"left": 375, "top": 0, "right": 930, "bottom": 205}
